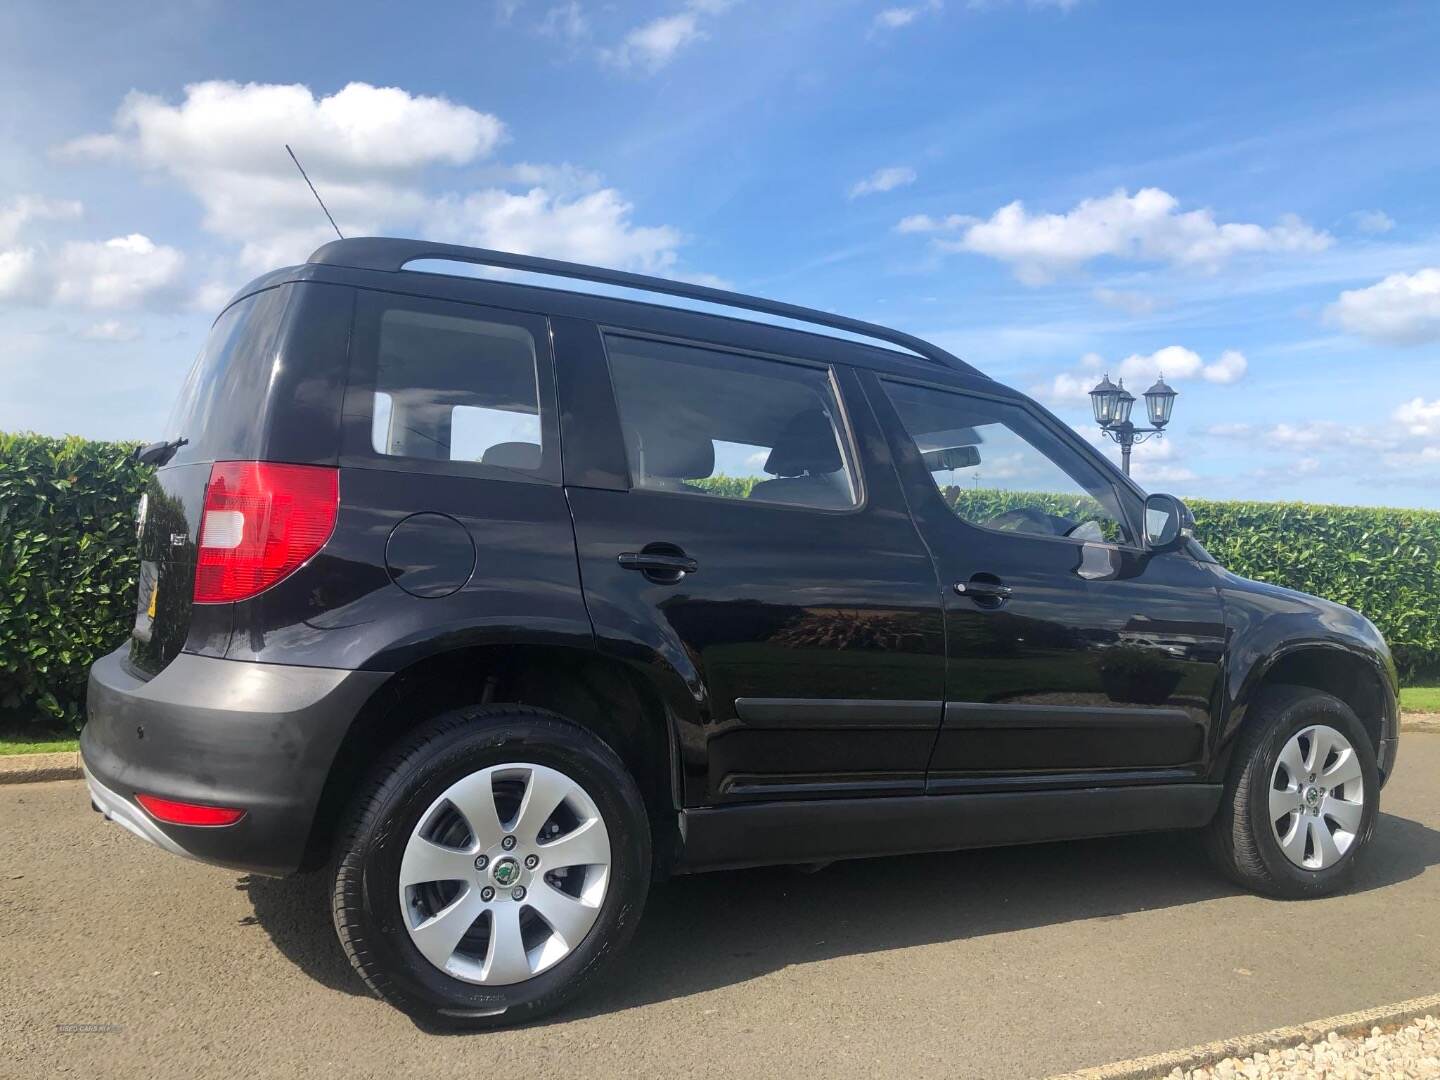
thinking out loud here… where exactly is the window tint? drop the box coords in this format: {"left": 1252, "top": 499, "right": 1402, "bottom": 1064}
{"left": 604, "top": 334, "right": 858, "bottom": 510}
{"left": 164, "top": 288, "right": 289, "bottom": 463}
{"left": 883, "top": 380, "right": 1132, "bottom": 544}
{"left": 369, "top": 308, "right": 541, "bottom": 470}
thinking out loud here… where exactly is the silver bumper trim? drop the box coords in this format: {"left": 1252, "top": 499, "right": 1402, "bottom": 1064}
{"left": 83, "top": 759, "right": 196, "bottom": 863}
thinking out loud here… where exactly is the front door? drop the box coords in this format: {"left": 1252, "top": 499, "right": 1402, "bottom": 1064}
{"left": 561, "top": 328, "right": 946, "bottom": 806}
{"left": 865, "top": 373, "right": 1227, "bottom": 790}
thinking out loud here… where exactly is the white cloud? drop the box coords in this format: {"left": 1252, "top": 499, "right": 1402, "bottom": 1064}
{"left": 1249, "top": 419, "right": 1440, "bottom": 487}
{"left": 0, "top": 247, "right": 40, "bottom": 302}
{"left": 52, "top": 234, "right": 185, "bottom": 308}
{"left": 1326, "top": 267, "right": 1440, "bottom": 345}
{"left": 59, "top": 80, "right": 506, "bottom": 266}
{"left": 484, "top": 161, "right": 605, "bottom": 196}
{"left": 896, "top": 212, "right": 975, "bottom": 234}
{"left": 0, "top": 194, "right": 82, "bottom": 245}
{"left": 79, "top": 319, "right": 142, "bottom": 342}
{"left": 1261, "top": 421, "right": 1389, "bottom": 451}
{"left": 1205, "top": 422, "right": 1254, "bottom": 438}
{"left": 1352, "top": 209, "right": 1395, "bottom": 234}
{"left": 0, "top": 196, "right": 86, "bottom": 305}
{"left": 538, "top": 2, "right": 587, "bottom": 39}
{"left": 873, "top": 1, "right": 942, "bottom": 30}
{"left": 1395, "top": 397, "right": 1440, "bottom": 438}
{"left": 72, "top": 80, "right": 504, "bottom": 176}
{"left": 1132, "top": 463, "right": 1198, "bottom": 487}
{"left": 425, "top": 187, "right": 683, "bottom": 274}
{"left": 0, "top": 226, "right": 184, "bottom": 310}
{"left": 907, "top": 187, "right": 1331, "bottom": 284}
{"left": 1092, "top": 287, "right": 1159, "bottom": 316}
{"left": 1035, "top": 345, "right": 1248, "bottom": 404}
{"left": 603, "top": 1, "right": 732, "bottom": 72}
{"left": 849, "top": 166, "right": 917, "bottom": 199}
{"left": 1201, "top": 348, "right": 1248, "bottom": 384}
{"left": 57, "top": 79, "right": 694, "bottom": 284}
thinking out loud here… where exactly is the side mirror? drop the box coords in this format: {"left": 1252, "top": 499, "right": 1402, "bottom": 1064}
{"left": 1143, "top": 493, "right": 1193, "bottom": 551}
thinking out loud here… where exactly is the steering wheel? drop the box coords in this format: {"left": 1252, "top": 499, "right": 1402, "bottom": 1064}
{"left": 983, "top": 507, "right": 1072, "bottom": 536}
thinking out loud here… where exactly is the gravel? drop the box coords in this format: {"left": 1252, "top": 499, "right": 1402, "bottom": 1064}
{"left": 1166, "top": 1015, "right": 1440, "bottom": 1079}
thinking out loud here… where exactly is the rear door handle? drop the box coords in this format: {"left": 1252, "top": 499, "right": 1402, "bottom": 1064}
{"left": 955, "top": 578, "right": 1012, "bottom": 600}
{"left": 618, "top": 552, "right": 699, "bottom": 575}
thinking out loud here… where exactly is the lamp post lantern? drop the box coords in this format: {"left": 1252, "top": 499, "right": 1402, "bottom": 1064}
{"left": 1090, "top": 374, "right": 1178, "bottom": 477}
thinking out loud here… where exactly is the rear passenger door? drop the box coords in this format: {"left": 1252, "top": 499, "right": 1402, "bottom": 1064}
{"left": 556, "top": 323, "right": 946, "bottom": 807}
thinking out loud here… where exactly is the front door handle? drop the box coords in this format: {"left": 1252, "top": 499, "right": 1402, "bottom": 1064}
{"left": 955, "top": 576, "right": 1012, "bottom": 601}
{"left": 618, "top": 552, "right": 699, "bottom": 575}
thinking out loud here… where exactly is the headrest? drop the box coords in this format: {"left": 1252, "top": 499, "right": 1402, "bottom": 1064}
{"left": 480, "top": 441, "right": 542, "bottom": 470}
{"left": 764, "top": 409, "right": 842, "bottom": 477}
{"left": 639, "top": 426, "right": 714, "bottom": 480}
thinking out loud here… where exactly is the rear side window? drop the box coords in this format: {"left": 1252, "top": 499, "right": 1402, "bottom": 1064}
{"left": 604, "top": 334, "right": 858, "bottom": 510}
{"left": 344, "top": 292, "right": 558, "bottom": 481}
{"left": 369, "top": 308, "right": 541, "bottom": 469}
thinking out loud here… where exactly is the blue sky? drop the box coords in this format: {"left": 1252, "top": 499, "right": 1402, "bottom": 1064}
{"left": 2, "top": 0, "right": 1438, "bottom": 506}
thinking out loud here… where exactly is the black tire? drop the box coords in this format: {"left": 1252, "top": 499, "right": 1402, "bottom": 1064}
{"left": 1205, "top": 685, "right": 1379, "bottom": 899}
{"left": 330, "top": 705, "right": 650, "bottom": 1029}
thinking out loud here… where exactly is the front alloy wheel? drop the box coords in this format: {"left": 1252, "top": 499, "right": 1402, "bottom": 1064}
{"left": 1206, "top": 685, "right": 1379, "bottom": 899}
{"left": 1268, "top": 724, "right": 1365, "bottom": 871}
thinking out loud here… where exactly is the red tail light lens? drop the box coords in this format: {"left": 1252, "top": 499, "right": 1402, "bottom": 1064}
{"left": 194, "top": 461, "right": 339, "bottom": 604}
{"left": 135, "top": 793, "right": 246, "bottom": 826}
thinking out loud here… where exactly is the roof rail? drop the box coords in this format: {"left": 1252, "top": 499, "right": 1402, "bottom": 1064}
{"left": 307, "top": 237, "right": 980, "bottom": 376}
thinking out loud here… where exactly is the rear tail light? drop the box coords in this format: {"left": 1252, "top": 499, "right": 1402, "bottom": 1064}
{"left": 135, "top": 793, "right": 246, "bottom": 827}
{"left": 194, "top": 461, "right": 339, "bottom": 604}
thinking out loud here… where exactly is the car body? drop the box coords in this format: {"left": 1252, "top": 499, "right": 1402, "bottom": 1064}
{"left": 81, "top": 237, "right": 1399, "bottom": 1022}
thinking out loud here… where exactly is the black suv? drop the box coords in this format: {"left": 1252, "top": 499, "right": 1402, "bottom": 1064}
{"left": 84, "top": 237, "right": 1399, "bottom": 1027}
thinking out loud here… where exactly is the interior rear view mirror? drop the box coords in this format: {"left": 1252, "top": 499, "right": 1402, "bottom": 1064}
{"left": 922, "top": 445, "right": 981, "bottom": 471}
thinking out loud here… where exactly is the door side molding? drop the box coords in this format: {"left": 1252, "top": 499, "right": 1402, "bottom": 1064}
{"left": 676, "top": 783, "right": 1222, "bottom": 872}
{"left": 931, "top": 700, "right": 1207, "bottom": 775}
{"left": 735, "top": 697, "right": 944, "bottom": 729}
{"left": 943, "top": 701, "right": 1197, "bottom": 728}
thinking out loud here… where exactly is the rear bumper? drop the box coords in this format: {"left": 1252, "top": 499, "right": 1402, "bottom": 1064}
{"left": 81, "top": 646, "right": 389, "bottom": 876}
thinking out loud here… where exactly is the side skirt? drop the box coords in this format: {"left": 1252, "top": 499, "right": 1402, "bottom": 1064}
{"left": 675, "top": 783, "right": 1222, "bottom": 873}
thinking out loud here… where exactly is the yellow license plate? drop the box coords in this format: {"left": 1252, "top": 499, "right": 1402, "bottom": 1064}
{"left": 147, "top": 584, "right": 158, "bottom": 619}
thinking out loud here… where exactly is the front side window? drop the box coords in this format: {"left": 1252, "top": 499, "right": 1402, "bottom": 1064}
{"left": 604, "top": 334, "right": 858, "bottom": 510}
{"left": 369, "top": 308, "right": 542, "bottom": 471}
{"left": 883, "top": 380, "right": 1132, "bottom": 544}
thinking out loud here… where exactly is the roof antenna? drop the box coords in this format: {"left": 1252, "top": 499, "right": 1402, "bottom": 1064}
{"left": 285, "top": 144, "right": 343, "bottom": 240}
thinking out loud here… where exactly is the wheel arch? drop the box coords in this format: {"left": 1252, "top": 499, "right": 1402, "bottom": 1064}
{"left": 1227, "top": 641, "right": 1397, "bottom": 783}
{"left": 302, "top": 640, "right": 685, "bottom": 874}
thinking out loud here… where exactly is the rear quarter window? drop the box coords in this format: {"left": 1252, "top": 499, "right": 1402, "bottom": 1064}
{"left": 341, "top": 291, "right": 561, "bottom": 483}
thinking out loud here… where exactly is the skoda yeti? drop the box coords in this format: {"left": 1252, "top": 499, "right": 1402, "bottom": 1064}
{"left": 83, "top": 237, "right": 1400, "bottom": 1027}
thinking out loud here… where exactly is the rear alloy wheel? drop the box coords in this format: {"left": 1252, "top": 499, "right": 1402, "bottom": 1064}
{"left": 399, "top": 762, "right": 612, "bottom": 986}
{"left": 332, "top": 706, "right": 649, "bottom": 1028}
{"left": 1205, "top": 685, "right": 1379, "bottom": 899}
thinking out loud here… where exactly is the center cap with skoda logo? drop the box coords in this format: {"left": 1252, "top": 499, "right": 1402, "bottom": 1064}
{"left": 491, "top": 857, "right": 521, "bottom": 887}
{"left": 1304, "top": 786, "right": 1321, "bottom": 807}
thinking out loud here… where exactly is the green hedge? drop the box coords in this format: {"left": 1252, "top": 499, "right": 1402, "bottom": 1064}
{"left": 1187, "top": 498, "right": 1440, "bottom": 680}
{"left": 2, "top": 440, "right": 1438, "bottom": 732}
{"left": 0, "top": 434, "right": 149, "bottom": 730}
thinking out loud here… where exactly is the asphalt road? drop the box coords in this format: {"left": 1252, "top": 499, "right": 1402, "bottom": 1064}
{"left": 4, "top": 737, "right": 1439, "bottom": 1080}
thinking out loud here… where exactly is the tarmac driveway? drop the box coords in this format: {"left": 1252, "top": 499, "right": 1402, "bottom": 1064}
{"left": 3, "top": 736, "right": 1438, "bottom": 1079}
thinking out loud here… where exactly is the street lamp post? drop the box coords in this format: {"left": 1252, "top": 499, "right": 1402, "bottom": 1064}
{"left": 1089, "top": 374, "right": 1178, "bottom": 477}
